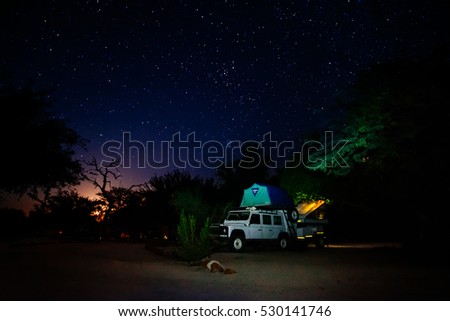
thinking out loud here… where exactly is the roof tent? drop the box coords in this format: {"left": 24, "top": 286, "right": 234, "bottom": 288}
{"left": 240, "top": 183, "right": 294, "bottom": 208}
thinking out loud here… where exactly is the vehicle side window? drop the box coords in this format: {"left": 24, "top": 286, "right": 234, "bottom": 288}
{"left": 273, "top": 216, "right": 282, "bottom": 225}
{"left": 250, "top": 214, "right": 260, "bottom": 225}
{"left": 263, "top": 215, "right": 272, "bottom": 225}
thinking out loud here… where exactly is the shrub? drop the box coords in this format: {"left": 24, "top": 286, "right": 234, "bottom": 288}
{"left": 175, "top": 210, "right": 212, "bottom": 262}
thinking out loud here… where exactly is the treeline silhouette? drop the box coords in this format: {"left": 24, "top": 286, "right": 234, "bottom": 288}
{"left": 1, "top": 46, "right": 450, "bottom": 249}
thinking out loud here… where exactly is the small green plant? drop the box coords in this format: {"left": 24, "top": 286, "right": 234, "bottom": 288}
{"left": 176, "top": 209, "right": 212, "bottom": 262}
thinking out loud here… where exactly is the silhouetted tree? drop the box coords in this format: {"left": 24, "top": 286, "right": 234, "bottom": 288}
{"left": 0, "top": 85, "right": 86, "bottom": 202}
{"left": 82, "top": 157, "right": 120, "bottom": 225}
{"left": 0, "top": 207, "right": 27, "bottom": 240}
{"left": 28, "top": 189, "right": 98, "bottom": 240}
{"left": 83, "top": 157, "right": 142, "bottom": 238}
{"left": 103, "top": 186, "right": 144, "bottom": 239}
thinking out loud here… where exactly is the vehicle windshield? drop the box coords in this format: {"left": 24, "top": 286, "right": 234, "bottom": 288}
{"left": 226, "top": 211, "right": 250, "bottom": 221}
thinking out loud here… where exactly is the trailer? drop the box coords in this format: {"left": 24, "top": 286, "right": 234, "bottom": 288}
{"left": 296, "top": 200, "right": 328, "bottom": 248}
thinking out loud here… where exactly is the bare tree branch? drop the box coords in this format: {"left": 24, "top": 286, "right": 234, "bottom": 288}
{"left": 83, "top": 157, "right": 121, "bottom": 195}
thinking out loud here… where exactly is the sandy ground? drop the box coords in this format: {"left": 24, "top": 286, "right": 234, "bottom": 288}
{"left": 1, "top": 241, "right": 449, "bottom": 301}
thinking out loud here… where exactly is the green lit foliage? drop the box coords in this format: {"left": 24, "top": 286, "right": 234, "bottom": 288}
{"left": 175, "top": 210, "right": 212, "bottom": 262}
{"left": 172, "top": 189, "right": 214, "bottom": 261}
{"left": 279, "top": 166, "right": 332, "bottom": 205}
{"left": 309, "top": 47, "right": 450, "bottom": 179}
{"left": 306, "top": 47, "right": 450, "bottom": 247}
{"left": 141, "top": 170, "right": 219, "bottom": 239}
{"left": 307, "top": 96, "right": 391, "bottom": 176}
{"left": 293, "top": 191, "right": 331, "bottom": 205}
{"left": 171, "top": 189, "right": 209, "bottom": 225}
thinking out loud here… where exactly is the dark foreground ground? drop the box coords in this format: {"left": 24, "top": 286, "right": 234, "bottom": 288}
{"left": 1, "top": 241, "right": 449, "bottom": 301}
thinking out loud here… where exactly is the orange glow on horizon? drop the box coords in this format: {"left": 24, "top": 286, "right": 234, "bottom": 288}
{"left": 76, "top": 180, "right": 102, "bottom": 201}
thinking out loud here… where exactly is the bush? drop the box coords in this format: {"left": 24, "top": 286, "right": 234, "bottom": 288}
{"left": 175, "top": 210, "right": 212, "bottom": 262}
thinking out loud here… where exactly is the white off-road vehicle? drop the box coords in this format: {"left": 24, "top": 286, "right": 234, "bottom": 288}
{"left": 209, "top": 183, "right": 328, "bottom": 251}
{"left": 209, "top": 206, "right": 299, "bottom": 252}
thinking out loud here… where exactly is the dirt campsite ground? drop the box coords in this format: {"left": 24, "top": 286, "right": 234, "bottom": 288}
{"left": 1, "top": 240, "right": 449, "bottom": 301}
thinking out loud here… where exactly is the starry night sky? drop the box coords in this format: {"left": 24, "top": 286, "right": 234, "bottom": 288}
{"left": 1, "top": 0, "right": 448, "bottom": 195}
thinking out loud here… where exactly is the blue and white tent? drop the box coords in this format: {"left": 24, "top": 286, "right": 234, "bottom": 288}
{"left": 239, "top": 183, "right": 294, "bottom": 209}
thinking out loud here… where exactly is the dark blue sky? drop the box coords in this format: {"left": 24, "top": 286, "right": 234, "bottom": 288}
{"left": 1, "top": 0, "right": 448, "bottom": 191}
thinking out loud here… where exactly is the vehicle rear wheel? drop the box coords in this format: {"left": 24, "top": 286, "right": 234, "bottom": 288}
{"left": 315, "top": 236, "right": 325, "bottom": 248}
{"left": 230, "top": 234, "right": 245, "bottom": 252}
{"left": 279, "top": 234, "right": 289, "bottom": 250}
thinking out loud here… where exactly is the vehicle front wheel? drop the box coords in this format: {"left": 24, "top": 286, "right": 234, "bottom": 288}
{"left": 230, "top": 234, "right": 245, "bottom": 252}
